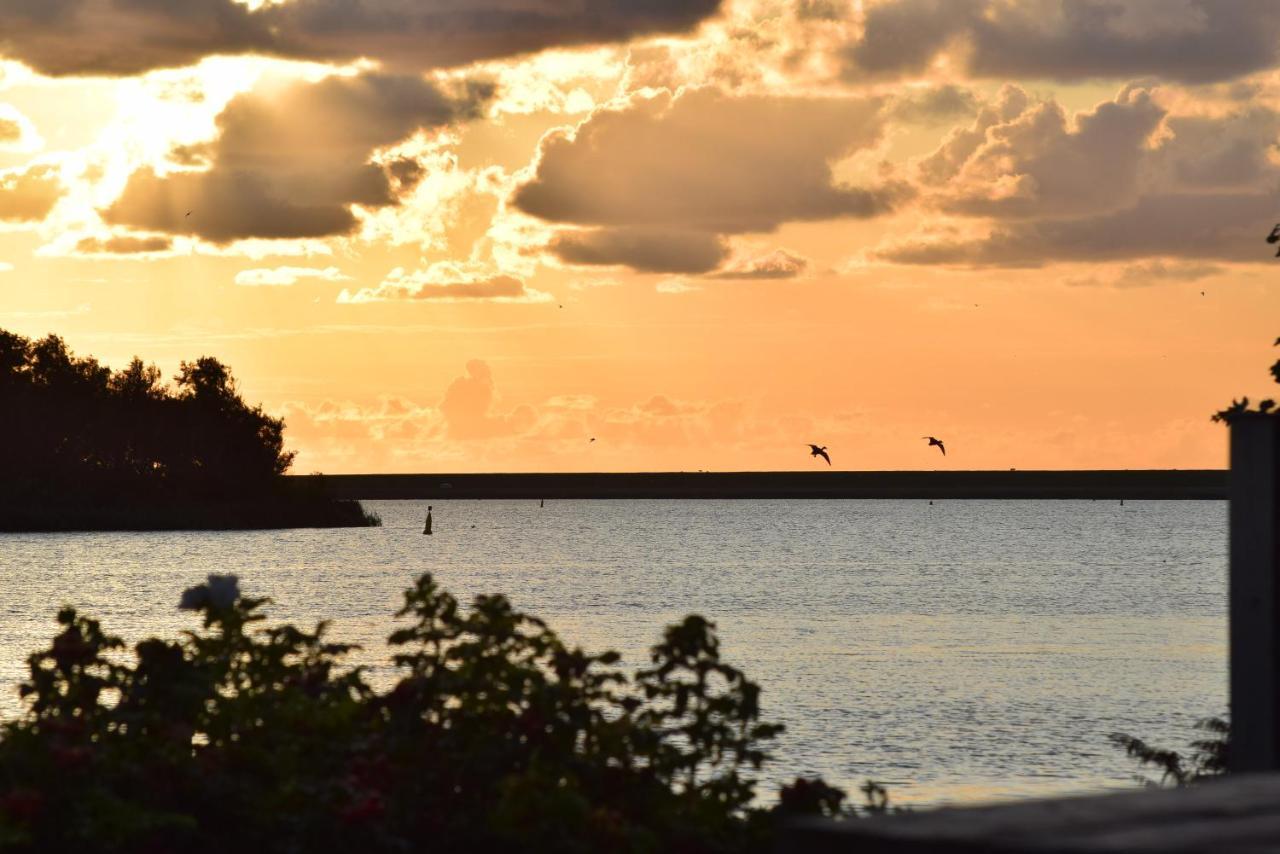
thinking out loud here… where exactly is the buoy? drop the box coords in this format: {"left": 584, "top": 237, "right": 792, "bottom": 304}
{"left": 423, "top": 506, "right": 433, "bottom": 535}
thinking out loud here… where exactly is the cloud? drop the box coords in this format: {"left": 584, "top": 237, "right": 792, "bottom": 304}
{"left": 924, "top": 85, "right": 1165, "bottom": 218}
{"left": 655, "top": 276, "right": 700, "bottom": 294}
{"left": 74, "top": 234, "right": 174, "bottom": 255}
{"left": 550, "top": 228, "right": 728, "bottom": 274}
{"left": 1064, "top": 259, "right": 1226, "bottom": 288}
{"left": 0, "top": 163, "right": 62, "bottom": 223}
{"left": 104, "top": 73, "right": 492, "bottom": 243}
{"left": 878, "top": 89, "right": 1280, "bottom": 267}
{"left": 0, "top": 261, "right": 12, "bottom": 272}
{"left": 845, "top": 0, "right": 1280, "bottom": 84}
{"left": 235, "top": 265, "right": 349, "bottom": 286}
{"left": 0, "top": 104, "right": 40, "bottom": 152}
{"left": 337, "top": 263, "right": 552, "bottom": 303}
{"left": 514, "top": 87, "right": 905, "bottom": 272}
{"left": 706, "top": 248, "right": 809, "bottom": 280}
{"left": 440, "top": 359, "right": 535, "bottom": 440}
{"left": 875, "top": 192, "right": 1277, "bottom": 267}
{"left": 516, "top": 88, "right": 901, "bottom": 232}
{"left": 888, "top": 85, "right": 982, "bottom": 125}
{"left": 0, "top": 0, "right": 723, "bottom": 77}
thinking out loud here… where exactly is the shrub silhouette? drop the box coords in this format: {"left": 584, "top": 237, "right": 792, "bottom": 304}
{"left": 1109, "top": 717, "right": 1229, "bottom": 787}
{"left": 1213, "top": 336, "right": 1280, "bottom": 422}
{"left": 0, "top": 573, "right": 845, "bottom": 852}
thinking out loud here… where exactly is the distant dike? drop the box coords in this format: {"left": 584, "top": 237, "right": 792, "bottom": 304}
{"left": 0, "top": 494, "right": 377, "bottom": 533}
{"left": 300, "top": 470, "right": 1227, "bottom": 501}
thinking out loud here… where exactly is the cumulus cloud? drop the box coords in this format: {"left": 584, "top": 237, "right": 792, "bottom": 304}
{"left": 440, "top": 359, "right": 535, "bottom": 439}
{"left": 337, "top": 263, "right": 551, "bottom": 303}
{"left": 235, "top": 265, "right": 349, "bottom": 286}
{"left": 514, "top": 87, "right": 905, "bottom": 272}
{"left": 0, "top": 163, "right": 63, "bottom": 223}
{"left": 927, "top": 86, "right": 1165, "bottom": 218}
{"left": 877, "top": 88, "right": 1280, "bottom": 267}
{"left": 0, "top": 0, "right": 722, "bottom": 77}
{"left": 105, "top": 73, "right": 492, "bottom": 243}
{"left": 706, "top": 248, "right": 809, "bottom": 280}
{"left": 845, "top": 0, "right": 1280, "bottom": 84}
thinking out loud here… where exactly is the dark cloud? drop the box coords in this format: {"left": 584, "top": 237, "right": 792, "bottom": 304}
{"left": 0, "top": 0, "right": 723, "bottom": 77}
{"left": 105, "top": 73, "right": 489, "bottom": 243}
{"left": 338, "top": 267, "right": 549, "bottom": 302}
{"left": 888, "top": 85, "right": 981, "bottom": 124}
{"left": 876, "top": 192, "right": 1277, "bottom": 267}
{"left": 706, "top": 248, "right": 809, "bottom": 280}
{"left": 75, "top": 234, "right": 173, "bottom": 255}
{"left": 0, "top": 163, "right": 62, "bottom": 222}
{"left": 846, "top": 0, "right": 1280, "bottom": 84}
{"left": 516, "top": 88, "right": 905, "bottom": 271}
{"left": 516, "top": 88, "right": 901, "bottom": 232}
{"left": 550, "top": 228, "right": 729, "bottom": 274}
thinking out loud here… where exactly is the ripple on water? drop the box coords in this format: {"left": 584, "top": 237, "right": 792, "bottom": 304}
{"left": 0, "top": 499, "right": 1227, "bottom": 807}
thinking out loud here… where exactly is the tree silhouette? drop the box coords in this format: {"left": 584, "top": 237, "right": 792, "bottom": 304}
{"left": 0, "top": 329, "right": 296, "bottom": 502}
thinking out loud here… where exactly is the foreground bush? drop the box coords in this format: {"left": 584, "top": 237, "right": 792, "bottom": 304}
{"left": 0, "top": 574, "right": 845, "bottom": 852}
{"left": 1109, "top": 716, "right": 1229, "bottom": 787}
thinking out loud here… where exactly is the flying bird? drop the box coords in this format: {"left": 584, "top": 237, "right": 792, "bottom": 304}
{"left": 185, "top": 210, "right": 193, "bottom": 218}
{"left": 1268, "top": 224, "right": 1280, "bottom": 256}
{"left": 808, "top": 444, "right": 831, "bottom": 465}
{"left": 923, "top": 436, "right": 946, "bottom": 456}
{"left": 589, "top": 437, "right": 596, "bottom": 443}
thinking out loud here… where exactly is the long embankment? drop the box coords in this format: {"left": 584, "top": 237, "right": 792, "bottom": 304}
{"left": 295, "top": 470, "right": 1227, "bottom": 501}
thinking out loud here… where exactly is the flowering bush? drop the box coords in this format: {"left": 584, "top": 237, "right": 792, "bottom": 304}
{"left": 0, "top": 573, "right": 844, "bottom": 852}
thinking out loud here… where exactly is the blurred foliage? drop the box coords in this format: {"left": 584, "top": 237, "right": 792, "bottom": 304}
{"left": 1109, "top": 716, "right": 1229, "bottom": 787}
{"left": 0, "top": 573, "right": 860, "bottom": 852}
{"left": 0, "top": 329, "right": 293, "bottom": 500}
{"left": 1213, "top": 337, "right": 1280, "bottom": 422}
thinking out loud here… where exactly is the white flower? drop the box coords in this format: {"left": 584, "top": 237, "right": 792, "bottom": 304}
{"left": 207, "top": 575, "right": 240, "bottom": 609}
{"left": 178, "top": 574, "right": 240, "bottom": 610}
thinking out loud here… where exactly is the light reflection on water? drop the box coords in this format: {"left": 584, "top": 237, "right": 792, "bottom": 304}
{"left": 0, "top": 499, "right": 1226, "bottom": 807}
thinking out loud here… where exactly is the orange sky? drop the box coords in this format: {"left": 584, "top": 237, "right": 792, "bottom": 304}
{"left": 0, "top": 0, "right": 1277, "bottom": 473}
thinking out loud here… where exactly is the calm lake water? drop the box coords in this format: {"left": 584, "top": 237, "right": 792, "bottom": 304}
{"left": 0, "top": 499, "right": 1226, "bottom": 807}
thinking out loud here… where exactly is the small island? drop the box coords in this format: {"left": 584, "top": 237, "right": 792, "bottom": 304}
{"left": 0, "top": 329, "right": 377, "bottom": 531}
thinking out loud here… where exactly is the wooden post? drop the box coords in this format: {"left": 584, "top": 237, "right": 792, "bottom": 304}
{"left": 1230, "top": 414, "right": 1280, "bottom": 772}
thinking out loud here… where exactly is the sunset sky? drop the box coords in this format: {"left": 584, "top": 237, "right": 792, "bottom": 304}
{"left": 1, "top": 0, "right": 1278, "bottom": 473}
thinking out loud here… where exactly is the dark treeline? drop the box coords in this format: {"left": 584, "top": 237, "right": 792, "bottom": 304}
{"left": 0, "top": 329, "right": 375, "bottom": 529}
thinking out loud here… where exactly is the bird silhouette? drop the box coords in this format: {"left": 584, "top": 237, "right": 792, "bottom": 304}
{"left": 185, "top": 210, "right": 193, "bottom": 218}
{"left": 1268, "top": 224, "right": 1280, "bottom": 256}
{"left": 589, "top": 437, "right": 596, "bottom": 443}
{"left": 807, "top": 444, "right": 831, "bottom": 465}
{"left": 923, "top": 436, "right": 946, "bottom": 456}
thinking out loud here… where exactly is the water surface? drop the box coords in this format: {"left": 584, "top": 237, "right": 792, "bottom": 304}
{"left": 0, "top": 499, "right": 1226, "bottom": 806}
